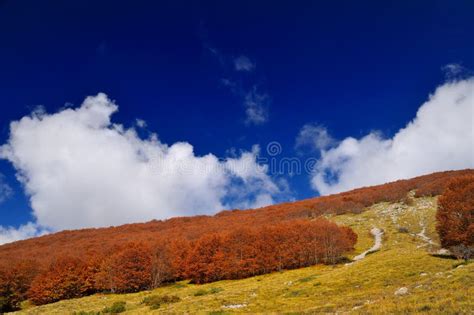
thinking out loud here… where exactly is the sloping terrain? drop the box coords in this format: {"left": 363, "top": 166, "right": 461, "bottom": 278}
{"left": 1, "top": 170, "right": 471, "bottom": 269}
{"left": 13, "top": 196, "right": 473, "bottom": 314}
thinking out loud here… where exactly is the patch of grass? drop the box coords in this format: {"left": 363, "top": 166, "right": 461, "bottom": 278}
{"left": 173, "top": 282, "right": 187, "bottom": 289}
{"left": 418, "top": 305, "right": 432, "bottom": 312}
{"left": 286, "top": 290, "right": 304, "bottom": 297}
{"left": 298, "top": 275, "right": 317, "bottom": 283}
{"left": 14, "top": 197, "right": 474, "bottom": 314}
{"left": 194, "top": 287, "right": 223, "bottom": 296}
{"left": 209, "top": 287, "right": 223, "bottom": 294}
{"left": 452, "top": 260, "right": 472, "bottom": 268}
{"left": 193, "top": 289, "right": 208, "bottom": 296}
{"left": 141, "top": 294, "right": 180, "bottom": 310}
{"left": 102, "top": 301, "right": 126, "bottom": 314}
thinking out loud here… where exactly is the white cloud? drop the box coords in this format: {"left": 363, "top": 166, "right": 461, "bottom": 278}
{"left": 0, "top": 222, "right": 48, "bottom": 245}
{"left": 244, "top": 87, "right": 269, "bottom": 125}
{"left": 295, "top": 124, "right": 335, "bottom": 151}
{"left": 311, "top": 78, "right": 474, "bottom": 195}
{"left": 0, "top": 93, "right": 284, "bottom": 238}
{"left": 234, "top": 55, "right": 255, "bottom": 72}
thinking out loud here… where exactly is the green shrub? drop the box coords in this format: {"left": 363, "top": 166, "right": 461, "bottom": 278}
{"left": 194, "top": 288, "right": 223, "bottom": 296}
{"left": 141, "top": 295, "right": 181, "bottom": 310}
{"left": 298, "top": 275, "right": 317, "bottom": 283}
{"left": 102, "top": 301, "right": 126, "bottom": 314}
{"left": 194, "top": 289, "right": 208, "bottom": 296}
{"left": 209, "top": 287, "right": 223, "bottom": 294}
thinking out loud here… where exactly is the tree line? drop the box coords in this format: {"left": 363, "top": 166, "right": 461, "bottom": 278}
{"left": 1, "top": 219, "right": 355, "bottom": 309}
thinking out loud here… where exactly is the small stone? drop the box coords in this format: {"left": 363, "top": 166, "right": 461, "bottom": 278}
{"left": 394, "top": 287, "right": 409, "bottom": 296}
{"left": 420, "top": 272, "right": 428, "bottom": 276}
{"left": 223, "top": 304, "right": 247, "bottom": 309}
{"left": 436, "top": 248, "right": 451, "bottom": 255}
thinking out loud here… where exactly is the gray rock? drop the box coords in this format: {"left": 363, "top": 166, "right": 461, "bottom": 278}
{"left": 394, "top": 287, "right": 409, "bottom": 296}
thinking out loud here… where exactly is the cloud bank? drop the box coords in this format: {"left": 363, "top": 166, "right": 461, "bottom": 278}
{"left": 310, "top": 78, "right": 474, "bottom": 195}
{"left": 0, "top": 94, "right": 284, "bottom": 242}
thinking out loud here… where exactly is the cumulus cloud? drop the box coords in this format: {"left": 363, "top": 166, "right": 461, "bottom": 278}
{"left": 0, "top": 94, "right": 284, "bottom": 237}
{"left": 310, "top": 78, "right": 474, "bottom": 195}
{"left": 234, "top": 55, "right": 255, "bottom": 72}
{"left": 244, "top": 87, "right": 269, "bottom": 125}
{"left": 295, "top": 124, "right": 335, "bottom": 152}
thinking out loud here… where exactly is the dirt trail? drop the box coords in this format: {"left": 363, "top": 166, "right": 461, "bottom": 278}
{"left": 353, "top": 227, "right": 384, "bottom": 261}
{"left": 415, "top": 225, "right": 437, "bottom": 246}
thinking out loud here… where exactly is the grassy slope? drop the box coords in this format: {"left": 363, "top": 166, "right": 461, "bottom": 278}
{"left": 14, "top": 197, "right": 474, "bottom": 314}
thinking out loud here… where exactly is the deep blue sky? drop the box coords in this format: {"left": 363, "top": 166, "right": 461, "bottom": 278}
{"left": 0, "top": 0, "right": 473, "bottom": 228}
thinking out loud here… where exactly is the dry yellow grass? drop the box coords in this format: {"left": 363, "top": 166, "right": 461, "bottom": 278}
{"left": 13, "top": 197, "right": 474, "bottom": 314}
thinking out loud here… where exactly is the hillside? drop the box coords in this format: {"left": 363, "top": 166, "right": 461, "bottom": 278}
{"left": 1, "top": 169, "right": 473, "bottom": 314}
{"left": 11, "top": 195, "right": 473, "bottom": 314}
{"left": 0, "top": 170, "right": 471, "bottom": 266}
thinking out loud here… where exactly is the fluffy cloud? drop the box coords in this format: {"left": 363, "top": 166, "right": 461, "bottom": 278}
{"left": 295, "top": 124, "right": 335, "bottom": 152}
{"left": 0, "top": 94, "right": 284, "bottom": 238}
{"left": 311, "top": 78, "right": 474, "bottom": 195}
{"left": 234, "top": 55, "right": 255, "bottom": 72}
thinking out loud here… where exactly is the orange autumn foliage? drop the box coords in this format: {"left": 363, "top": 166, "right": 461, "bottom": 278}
{"left": 0, "top": 260, "right": 38, "bottom": 311}
{"left": 27, "top": 256, "right": 97, "bottom": 305}
{"left": 96, "top": 242, "right": 153, "bottom": 293}
{"left": 436, "top": 175, "right": 474, "bottom": 258}
{"left": 183, "top": 219, "right": 356, "bottom": 284}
